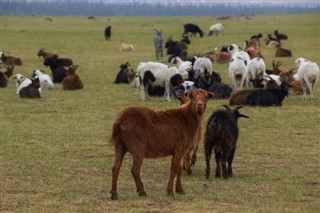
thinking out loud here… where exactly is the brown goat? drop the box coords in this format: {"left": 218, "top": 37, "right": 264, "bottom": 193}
{"left": 37, "top": 48, "right": 58, "bottom": 60}
{"left": 1, "top": 53, "right": 22, "bottom": 66}
{"left": 275, "top": 47, "right": 292, "bottom": 57}
{"left": 213, "top": 48, "right": 231, "bottom": 64}
{"left": 62, "top": 65, "right": 84, "bottom": 90}
{"left": 246, "top": 47, "right": 264, "bottom": 59}
{"left": 279, "top": 69, "right": 310, "bottom": 95}
{"left": 229, "top": 78, "right": 279, "bottom": 106}
{"left": 109, "top": 89, "right": 214, "bottom": 199}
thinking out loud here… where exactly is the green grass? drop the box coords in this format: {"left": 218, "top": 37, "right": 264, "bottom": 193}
{"left": 1, "top": 14, "right": 320, "bottom": 212}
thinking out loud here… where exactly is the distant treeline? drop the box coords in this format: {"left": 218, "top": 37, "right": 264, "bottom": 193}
{"left": 2, "top": 1, "right": 319, "bottom": 16}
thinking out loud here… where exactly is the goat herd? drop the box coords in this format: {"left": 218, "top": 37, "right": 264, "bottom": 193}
{"left": 0, "top": 49, "right": 83, "bottom": 98}
{"left": 1, "top": 20, "right": 319, "bottom": 201}
{"left": 109, "top": 22, "right": 319, "bottom": 200}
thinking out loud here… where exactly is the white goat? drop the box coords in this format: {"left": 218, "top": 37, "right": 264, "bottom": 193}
{"left": 170, "top": 56, "right": 192, "bottom": 75}
{"left": 32, "top": 69, "right": 54, "bottom": 90}
{"left": 208, "top": 23, "right": 223, "bottom": 36}
{"left": 13, "top": 73, "right": 32, "bottom": 94}
{"left": 242, "top": 57, "right": 266, "bottom": 88}
{"left": 228, "top": 44, "right": 250, "bottom": 65}
{"left": 228, "top": 58, "right": 246, "bottom": 89}
{"left": 136, "top": 62, "right": 180, "bottom": 101}
{"left": 119, "top": 41, "right": 135, "bottom": 52}
{"left": 295, "top": 57, "right": 319, "bottom": 100}
{"left": 193, "top": 56, "right": 212, "bottom": 79}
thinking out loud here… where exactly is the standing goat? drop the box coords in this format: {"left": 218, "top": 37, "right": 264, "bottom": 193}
{"left": 295, "top": 57, "right": 319, "bottom": 100}
{"left": 109, "top": 89, "right": 214, "bottom": 199}
{"left": 204, "top": 105, "right": 249, "bottom": 179}
{"left": 154, "top": 29, "right": 164, "bottom": 59}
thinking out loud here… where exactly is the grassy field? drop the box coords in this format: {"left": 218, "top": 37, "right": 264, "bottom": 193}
{"left": 1, "top": 14, "right": 320, "bottom": 212}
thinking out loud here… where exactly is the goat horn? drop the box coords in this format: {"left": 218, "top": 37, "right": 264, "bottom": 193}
{"left": 235, "top": 106, "right": 243, "bottom": 111}
{"left": 222, "top": 105, "right": 230, "bottom": 110}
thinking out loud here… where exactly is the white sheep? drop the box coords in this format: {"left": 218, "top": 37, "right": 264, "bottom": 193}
{"left": 242, "top": 57, "right": 266, "bottom": 88}
{"left": 136, "top": 61, "right": 180, "bottom": 101}
{"left": 32, "top": 69, "right": 54, "bottom": 90}
{"left": 208, "top": 23, "right": 223, "bottom": 36}
{"left": 193, "top": 56, "right": 212, "bottom": 79}
{"left": 295, "top": 57, "right": 319, "bottom": 100}
{"left": 228, "top": 58, "right": 247, "bottom": 89}
{"left": 119, "top": 41, "right": 135, "bottom": 52}
{"left": 170, "top": 56, "right": 192, "bottom": 75}
{"left": 13, "top": 73, "right": 32, "bottom": 94}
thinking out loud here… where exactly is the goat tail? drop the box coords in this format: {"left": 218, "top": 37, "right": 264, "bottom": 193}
{"left": 109, "top": 120, "right": 122, "bottom": 145}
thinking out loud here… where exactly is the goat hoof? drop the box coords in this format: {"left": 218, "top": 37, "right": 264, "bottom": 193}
{"left": 176, "top": 188, "right": 185, "bottom": 195}
{"left": 138, "top": 191, "right": 147, "bottom": 197}
{"left": 167, "top": 191, "right": 174, "bottom": 196}
{"left": 110, "top": 193, "right": 118, "bottom": 200}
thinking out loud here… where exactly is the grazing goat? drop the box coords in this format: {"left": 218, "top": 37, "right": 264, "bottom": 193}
{"left": 295, "top": 57, "right": 319, "bottom": 100}
{"left": 250, "top": 33, "right": 263, "bottom": 46}
{"left": 44, "top": 57, "right": 67, "bottom": 83}
{"left": 32, "top": 69, "right": 54, "bottom": 90}
{"left": 275, "top": 47, "right": 292, "bottom": 57}
{"left": 192, "top": 56, "right": 212, "bottom": 80}
{"left": 208, "top": 23, "right": 223, "bottom": 36}
{"left": 274, "top": 30, "right": 288, "bottom": 40}
{"left": 242, "top": 57, "right": 266, "bottom": 89}
{"left": 19, "top": 77, "right": 41, "bottom": 99}
{"left": 154, "top": 29, "right": 164, "bottom": 59}
{"left": 1, "top": 53, "right": 22, "bottom": 66}
{"left": 109, "top": 89, "right": 214, "bottom": 199}
{"left": 182, "top": 23, "right": 204, "bottom": 38}
{"left": 205, "top": 105, "right": 249, "bottom": 179}
{"left": 246, "top": 80, "right": 291, "bottom": 106}
{"left": 213, "top": 48, "right": 231, "bottom": 64}
{"left": 104, "top": 26, "right": 112, "bottom": 40}
{"left": 37, "top": 48, "right": 58, "bottom": 61}
{"left": 119, "top": 41, "right": 135, "bottom": 52}
{"left": 62, "top": 65, "right": 84, "bottom": 90}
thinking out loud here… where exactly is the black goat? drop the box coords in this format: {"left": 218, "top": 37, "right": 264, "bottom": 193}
{"left": 247, "top": 80, "right": 290, "bottom": 106}
{"left": 182, "top": 23, "right": 204, "bottom": 38}
{"left": 44, "top": 57, "right": 67, "bottom": 83}
{"left": 250, "top": 33, "right": 263, "bottom": 40}
{"left": 274, "top": 30, "right": 288, "bottom": 40}
{"left": 105, "top": 26, "right": 112, "bottom": 40}
{"left": 165, "top": 37, "right": 188, "bottom": 57}
{"left": 114, "top": 62, "right": 132, "bottom": 84}
{"left": 19, "top": 77, "right": 41, "bottom": 98}
{"left": 204, "top": 105, "right": 249, "bottom": 179}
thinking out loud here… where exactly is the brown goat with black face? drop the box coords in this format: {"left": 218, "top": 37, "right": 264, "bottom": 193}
{"left": 109, "top": 89, "right": 214, "bottom": 200}
{"left": 62, "top": 65, "right": 83, "bottom": 90}
{"left": 0, "top": 65, "right": 14, "bottom": 88}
